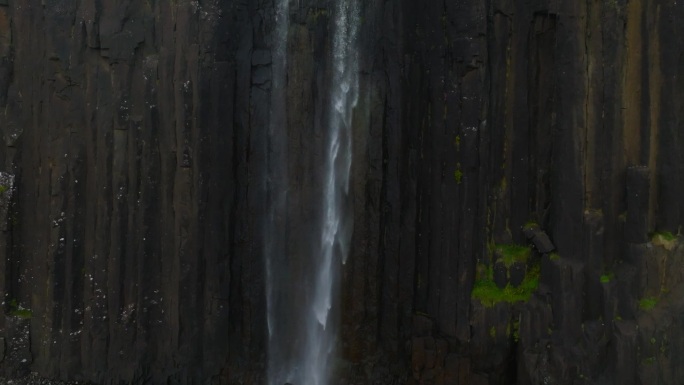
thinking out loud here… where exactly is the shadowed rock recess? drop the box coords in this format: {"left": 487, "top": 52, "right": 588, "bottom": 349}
{"left": 0, "top": 0, "right": 683, "bottom": 384}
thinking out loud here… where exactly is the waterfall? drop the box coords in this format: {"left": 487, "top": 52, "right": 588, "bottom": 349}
{"left": 301, "top": 1, "right": 359, "bottom": 384}
{"left": 267, "top": 0, "right": 359, "bottom": 384}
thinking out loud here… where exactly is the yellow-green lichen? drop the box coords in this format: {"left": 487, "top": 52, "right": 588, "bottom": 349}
{"left": 454, "top": 163, "right": 463, "bottom": 184}
{"left": 512, "top": 318, "right": 520, "bottom": 342}
{"left": 523, "top": 221, "right": 538, "bottom": 230}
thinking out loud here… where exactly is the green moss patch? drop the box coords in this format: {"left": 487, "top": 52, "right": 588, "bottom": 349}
{"left": 10, "top": 308, "right": 32, "bottom": 319}
{"left": 495, "top": 244, "right": 531, "bottom": 267}
{"left": 511, "top": 318, "right": 520, "bottom": 342}
{"left": 523, "top": 221, "right": 538, "bottom": 230}
{"left": 653, "top": 231, "right": 676, "bottom": 241}
{"left": 454, "top": 165, "right": 463, "bottom": 184}
{"left": 600, "top": 273, "right": 614, "bottom": 283}
{"left": 7, "top": 299, "right": 32, "bottom": 319}
{"left": 639, "top": 297, "right": 658, "bottom": 311}
{"left": 472, "top": 265, "right": 540, "bottom": 307}
{"left": 652, "top": 231, "right": 677, "bottom": 250}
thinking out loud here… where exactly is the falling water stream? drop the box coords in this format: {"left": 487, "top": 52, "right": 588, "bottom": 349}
{"left": 303, "top": 1, "right": 359, "bottom": 383}
{"left": 266, "top": 1, "right": 360, "bottom": 384}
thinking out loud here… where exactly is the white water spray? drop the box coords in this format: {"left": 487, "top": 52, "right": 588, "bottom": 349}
{"left": 266, "top": 1, "right": 359, "bottom": 384}
{"left": 301, "top": 2, "right": 359, "bottom": 384}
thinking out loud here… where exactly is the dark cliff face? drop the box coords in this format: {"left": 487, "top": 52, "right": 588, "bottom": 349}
{"left": 0, "top": 0, "right": 683, "bottom": 384}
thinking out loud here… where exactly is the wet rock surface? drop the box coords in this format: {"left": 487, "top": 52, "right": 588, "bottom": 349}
{"left": 0, "top": 0, "right": 682, "bottom": 384}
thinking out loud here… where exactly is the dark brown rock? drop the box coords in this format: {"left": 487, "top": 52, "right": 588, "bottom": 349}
{"left": 493, "top": 262, "right": 508, "bottom": 289}
{"left": 611, "top": 320, "right": 638, "bottom": 385}
{"left": 0, "top": 0, "right": 683, "bottom": 384}
{"left": 523, "top": 224, "right": 555, "bottom": 254}
{"left": 625, "top": 166, "right": 652, "bottom": 244}
{"left": 509, "top": 262, "right": 526, "bottom": 288}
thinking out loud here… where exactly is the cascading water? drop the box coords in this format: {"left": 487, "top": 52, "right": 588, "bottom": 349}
{"left": 266, "top": 0, "right": 360, "bottom": 384}
{"left": 301, "top": 1, "right": 359, "bottom": 384}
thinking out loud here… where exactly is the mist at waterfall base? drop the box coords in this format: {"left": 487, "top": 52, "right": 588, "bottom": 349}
{"left": 265, "top": 1, "right": 360, "bottom": 385}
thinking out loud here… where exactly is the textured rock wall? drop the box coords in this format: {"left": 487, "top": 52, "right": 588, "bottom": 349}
{"left": 0, "top": 1, "right": 259, "bottom": 383}
{"left": 0, "top": 0, "right": 683, "bottom": 384}
{"left": 371, "top": 0, "right": 684, "bottom": 384}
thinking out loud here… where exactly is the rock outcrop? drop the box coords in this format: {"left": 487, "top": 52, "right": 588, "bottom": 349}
{"left": 0, "top": 0, "right": 683, "bottom": 384}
